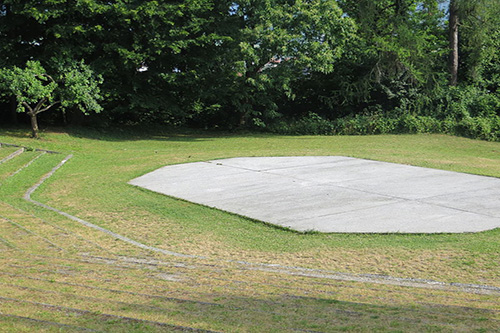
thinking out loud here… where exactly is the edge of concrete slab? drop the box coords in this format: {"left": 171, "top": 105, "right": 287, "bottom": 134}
{"left": 128, "top": 183, "right": 500, "bottom": 235}
{"left": 129, "top": 156, "right": 500, "bottom": 234}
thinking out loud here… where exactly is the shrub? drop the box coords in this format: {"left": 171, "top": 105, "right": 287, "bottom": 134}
{"left": 454, "top": 116, "right": 500, "bottom": 141}
{"left": 269, "top": 112, "right": 334, "bottom": 135}
{"left": 396, "top": 114, "right": 442, "bottom": 134}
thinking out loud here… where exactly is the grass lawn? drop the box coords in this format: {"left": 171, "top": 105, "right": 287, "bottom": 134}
{"left": 0, "top": 126, "right": 499, "bottom": 331}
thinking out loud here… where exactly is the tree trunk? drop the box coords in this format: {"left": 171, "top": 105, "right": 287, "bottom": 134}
{"left": 239, "top": 111, "right": 247, "bottom": 126}
{"left": 449, "top": 0, "right": 459, "bottom": 86}
{"left": 9, "top": 96, "right": 18, "bottom": 124}
{"left": 29, "top": 112, "right": 40, "bottom": 139}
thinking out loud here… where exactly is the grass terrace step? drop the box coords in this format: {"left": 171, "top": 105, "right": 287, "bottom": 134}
{"left": 0, "top": 252, "right": 498, "bottom": 331}
{"left": 0, "top": 146, "right": 19, "bottom": 160}
{"left": 0, "top": 151, "right": 45, "bottom": 182}
{"left": 0, "top": 202, "right": 110, "bottom": 256}
{"left": 0, "top": 148, "right": 24, "bottom": 165}
{"left": 0, "top": 217, "right": 62, "bottom": 254}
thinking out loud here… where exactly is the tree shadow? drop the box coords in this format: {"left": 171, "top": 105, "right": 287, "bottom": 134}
{"left": 1, "top": 123, "right": 283, "bottom": 145}
{"left": 61, "top": 125, "right": 278, "bottom": 143}
{"left": 65, "top": 126, "right": 217, "bottom": 143}
{"left": 0, "top": 125, "right": 218, "bottom": 143}
{"left": 0, "top": 127, "right": 35, "bottom": 140}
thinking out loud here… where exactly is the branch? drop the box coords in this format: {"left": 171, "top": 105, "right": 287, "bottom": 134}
{"left": 34, "top": 97, "right": 47, "bottom": 112}
{"left": 256, "top": 56, "right": 293, "bottom": 74}
{"left": 36, "top": 101, "right": 60, "bottom": 114}
{"left": 43, "top": 73, "right": 56, "bottom": 83}
{"left": 380, "top": 3, "right": 397, "bottom": 13}
{"left": 21, "top": 101, "right": 34, "bottom": 114}
{"left": 35, "top": 73, "right": 56, "bottom": 84}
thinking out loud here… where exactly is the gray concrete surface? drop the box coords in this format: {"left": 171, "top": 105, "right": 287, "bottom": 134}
{"left": 129, "top": 156, "right": 500, "bottom": 233}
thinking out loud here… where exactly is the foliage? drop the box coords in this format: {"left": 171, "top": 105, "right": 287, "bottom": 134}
{"left": 187, "top": 0, "right": 357, "bottom": 128}
{"left": 0, "top": 0, "right": 499, "bottom": 139}
{"left": 0, "top": 60, "right": 102, "bottom": 137}
{"left": 270, "top": 109, "right": 500, "bottom": 142}
{"left": 0, "top": 61, "right": 57, "bottom": 114}
{"left": 269, "top": 112, "right": 335, "bottom": 135}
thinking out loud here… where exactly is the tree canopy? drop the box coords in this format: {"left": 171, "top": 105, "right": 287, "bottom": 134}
{"left": 0, "top": 60, "right": 102, "bottom": 137}
{"left": 0, "top": 0, "right": 499, "bottom": 140}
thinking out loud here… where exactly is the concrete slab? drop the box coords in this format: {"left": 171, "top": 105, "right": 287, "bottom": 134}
{"left": 129, "top": 156, "right": 500, "bottom": 233}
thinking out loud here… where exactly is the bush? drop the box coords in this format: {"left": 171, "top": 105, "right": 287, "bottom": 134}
{"left": 269, "top": 111, "right": 500, "bottom": 142}
{"left": 396, "top": 114, "right": 442, "bottom": 134}
{"left": 269, "top": 112, "right": 335, "bottom": 135}
{"left": 332, "top": 112, "right": 397, "bottom": 135}
{"left": 454, "top": 116, "right": 500, "bottom": 141}
{"left": 267, "top": 83, "right": 500, "bottom": 141}
{"left": 433, "top": 85, "right": 500, "bottom": 120}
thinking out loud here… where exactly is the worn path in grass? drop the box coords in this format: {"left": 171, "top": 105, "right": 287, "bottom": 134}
{"left": 130, "top": 156, "right": 500, "bottom": 233}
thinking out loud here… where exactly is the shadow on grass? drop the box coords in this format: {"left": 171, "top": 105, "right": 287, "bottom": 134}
{"left": 0, "top": 125, "right": 218, "bottom": 143}
{"left": 45, "top": 125, "right": 276, "bottom": 143}
{"left": 1, "top": 290, "right": 497, "bottom": 332}
{"left": 0, "top": 127, "right": 34, "bottom": 140}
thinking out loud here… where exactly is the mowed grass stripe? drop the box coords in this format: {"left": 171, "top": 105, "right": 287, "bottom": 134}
{"left": 0, "top": 218, "right": 62, "bottom": 254}
{"left": 0, "top": 214, "right": 67, "bottom": 253}
{"left": 1, "top": 257, "right": 498, "bottom": 331}
{"left": 3, "top": 248, "right": 498, "bottom": 322}
{"left": 0, "top": 313, "right": 98, "bottom": 332}
{"left": 0, "top": 234, "right": 19, "bottom": 250}
{"left": 0, "top": 202, "right": 109, "bottom": 255}
{"left": 0, "top": 151, "right": 42, "bottom": 181}
{"left": 5, "top": 251, "right": 499, "bottom": 313}
{"left": 5, "top": 203, "right": 114, "bottom": 254}
{"left": 0, "top": 147, "right": 18, "bottom": 160}
{"left": 0, "top": 282, "right": 497, "bottom": 332}
{"left": 0, "top": 288, "right": 274, "bottom": 332}
{"left": 0, "top": 148, "right": 23, "bottom": 165}
{"left": 0, "top": 152, "right": 64, "bottom": 200}
{"left": 6, "top": 204, "right": 133, "bottom": 257}
{"left": 0, "top": 282, "right": 224, "bottom": 312}
{"left": 1, "top": 254, "right": 498, "bottom": 319}
{"left": 0, "top": 297, "right": 219, "bottom": 333}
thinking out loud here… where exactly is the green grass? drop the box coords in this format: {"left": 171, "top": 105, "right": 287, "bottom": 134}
{"left": 0, "top": 126, "right": 499, "bottom": 331}
{"left": 0, "top": 147, "right": 16, "bottom": 159}
{"left": 1, "top": 128, "right": 500, "bottom": 279}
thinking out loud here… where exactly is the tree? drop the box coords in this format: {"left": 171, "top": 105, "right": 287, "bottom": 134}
{"left": 216, "top": 0, "right": 356, "bottom": 127}
{"left": 0, "top": 60, "right": 103, "bottom": 138}
{"left": 0, "top": 0, "right": 239, "bottom": 126}
{"left": 447, "top": 0, "right": 500, "bottom": 85}
{"left": 317, "top": 0, "right": 447, "bottom": 117}
{"left": 448, "top": 0, "right": 459, "bottom": 86}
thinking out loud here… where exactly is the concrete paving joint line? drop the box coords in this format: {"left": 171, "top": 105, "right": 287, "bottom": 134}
{"left": 18, "top": 151, "right": 500, "bottom": 295}
{"left": 129, "top": 156, "right": 500, "bottom": 233}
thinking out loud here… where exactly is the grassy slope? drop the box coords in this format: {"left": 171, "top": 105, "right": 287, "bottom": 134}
{"left": 0, "top": 127, "right": 499, "bottom": 331}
